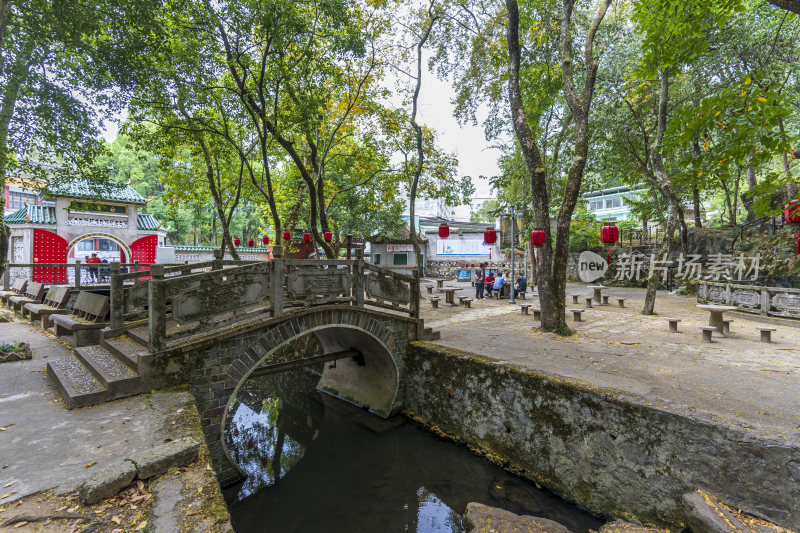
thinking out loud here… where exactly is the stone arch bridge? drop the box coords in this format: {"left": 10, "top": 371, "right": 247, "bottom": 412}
{"left": 54, "top": 247, "right": 439, "bottom": 485}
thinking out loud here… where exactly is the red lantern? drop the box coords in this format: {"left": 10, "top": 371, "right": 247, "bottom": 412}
{"left": 530, "top": 229, "right": 545, "bottom": 246}
{"left": 283, "top": 230, "right": 291, "bottom": 241}
{"left": 324, "top": 231, "right": 332, "bottom": 242}
{"left": 601, "top": 223, "right": 619, "bottom": 264}
{"left": 234, "top": 237, "right": 241, "bottom": 246}
{"left": 438, "top": 223, "right": 450, "bottom": 238}
{"left": 784, "top": 199, "right": 800, "bottom": 223}
{"left": 248, "top": 239, "right": 255, "bottom": 247}
{"left": 303, "top": 232, "right": 312, "bottom": 242}
{"left": 262, "top": 235, "right": 270, "bottom": 245}
{"left": 530, "top": 229, "right": 545, "bottom": 264}
{"left": 484, "top": 227, "right": 497, "bottom": 244}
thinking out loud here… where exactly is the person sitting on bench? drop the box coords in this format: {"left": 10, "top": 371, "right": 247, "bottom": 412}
{"left": 493, "top": 272, "right": 506, "bottom": 298}
{"left": 515, "top": 273, "right": 527, "bottom": 298}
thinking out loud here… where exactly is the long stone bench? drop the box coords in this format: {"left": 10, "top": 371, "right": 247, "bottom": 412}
{"left": 0, "top": 279, "right": 27, "bottom": 307}
{"left": 24, "top": 286, "right": 71, "bottom": 329}
{"left": 51, "top": 291, "right": 110, "bottom": 346}
{"left": 9, "top": 281, "right": 46, "bottom": 313}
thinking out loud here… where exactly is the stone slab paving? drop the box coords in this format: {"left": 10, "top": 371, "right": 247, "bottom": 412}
{"left": 422, "top": 282, "right": 800, "bottom": 441}
{"left": 0, "top": 320, "right": 205, "bottom": 504}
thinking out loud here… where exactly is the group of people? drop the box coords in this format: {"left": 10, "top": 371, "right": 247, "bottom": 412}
{"left": 473, "top": 263, "right": 527, "bottom": 299}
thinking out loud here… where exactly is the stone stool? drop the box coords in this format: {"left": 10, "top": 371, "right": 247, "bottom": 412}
{"left": 571, "top": 309, "right": 584, "bottom": 322}
{"left": 698, "top": 326, "right": 716, "bottom": 342}
{"left": 665, "top": 318, "right": 681, "bottom": 332}
{"left": 520, "top": 304, "right": 531, "bottom": 315}
{"left": 617, "top": 298, "right": 626, "bottom": 308}
{"left": 430, "top": 297, "right": 440, "bottom": 309}
{"left": 426, "top": 286, "right": 434, "bottom": 294}
{"left": 462, "top": 298, "right": 473, "bottom": 308}
{"left": 756, "top": 326, "right": 776, "bottom": 343}
{"left": 602, "top": 295, "right": 609, "bottom": 305}
{"left": 572, "top": 294, "right": 580, "bottom": 304}
{"left": 722, "top": 318, "right": 733, "bottom": 335}
{"left": 584, "top": 297, "right": 593, "bottom": 308}
{"left": 532, "top": 308, "right": 541, "bottom": 321}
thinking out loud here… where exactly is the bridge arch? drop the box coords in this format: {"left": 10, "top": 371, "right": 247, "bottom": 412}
{"left": 189, "top": 305, "right": 413, "bottom": 485}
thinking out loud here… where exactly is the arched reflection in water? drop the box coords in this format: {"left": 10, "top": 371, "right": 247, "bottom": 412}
{"left": 224, "top": 369, "right": 603, "bottom": 533}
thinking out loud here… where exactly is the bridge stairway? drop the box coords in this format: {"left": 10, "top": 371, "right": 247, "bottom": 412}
{"left": 46, "top": 333, "right": 148, "bottom": 409}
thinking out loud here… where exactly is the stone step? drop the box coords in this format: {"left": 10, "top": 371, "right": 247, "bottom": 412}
{"left": 127, "top": 326, "right": 149, "bottom": 347}
{"left": 46, "top": 356, "right": 108, "bottom": 409}
{"left": 102, "top": 334, "right": 145, "bottom": 370}
{"left": 74, "top": 345, "right": 141, "bottom": 398}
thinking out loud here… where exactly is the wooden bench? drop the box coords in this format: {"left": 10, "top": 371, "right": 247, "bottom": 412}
{"left": 520, "top": 304, "right": 531, "bottom": 315}
{"left": 698, "top": 326, "right": 716, "bottom": 343}
{"left": 756, "top": 326, "right": 776, "bottom": 343}
{"left": 571, "top": 294, "right": 580, "bottom": 304}
{"left": 722, "top": 318, "right": 733, "bottom": 335}
{"left": 617, "top": 298, "right": 626, "bottom": 308}
{"left": 430, "top": 297, "right": 441, "bottom": 309}
{"left": 665, "top": 318, "right": 681, "bottom": 332}
{"left": 570, "top": 309, "right": 584, "bottom": 322}
{"left": 461, "top": 298, "right": 473, "bottom": 308}
{"left": 0, "top": 279, "right": 27, "bottom": 307}
{"left": 51, "top": 291, "right": 110, "bottom": 346}
{"left": 602, "top": 295, "right": 609, "bottom": 305}
{"left": 8, "top": 282, "right": 46, "bottom": 313}
{"left": 584, "top": 297, "right": 593, "bottom": 308}
{"left": 24, "top": 286, "right": 71, "bottom": 329}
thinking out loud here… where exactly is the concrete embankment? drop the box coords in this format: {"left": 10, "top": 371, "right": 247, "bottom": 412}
{"left": 403, "top": 342, "right": 800, "bottom": 530}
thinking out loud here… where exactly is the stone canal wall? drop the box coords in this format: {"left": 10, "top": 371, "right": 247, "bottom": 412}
{"left": 403, "top": 342, "right": 800, "bottom": 529}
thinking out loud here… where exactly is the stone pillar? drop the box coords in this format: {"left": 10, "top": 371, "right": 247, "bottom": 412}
{"left": 271, "top": 245, "right": 284, "bottom": 316}
{"left": 148, "top": 264, "right": 167, "bottom": 352}
{"left": 353, "top": 248, "right": 364, "bottom": 307}
{"left": 73, "top": 261, "right": 81, "bottom": 288}
{"left": 109, "top": 262, "right": 123, "bottom": 329}
{"left": 3, "top": 267, "right": 9, "bottom": 290}
{"left": 212, "top": 249, "right": 223, "bottom": 271}
{"left": 410, "top": 268, "right": 420, "bottom": 321}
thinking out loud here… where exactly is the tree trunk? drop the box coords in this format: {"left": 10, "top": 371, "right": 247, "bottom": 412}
{"left": 197, "top": 137, "right": 241, "bottom": 260}
{"left": 505, "top": 0, "right": 556, "bottom": 331}
{"left": 692, "top": 187, "right": 702, "bottom": 227}
{"left": 778, "top": 117, "right": 798, "bottom": 198}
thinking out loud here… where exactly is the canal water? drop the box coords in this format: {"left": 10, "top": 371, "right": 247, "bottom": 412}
{"left": 223, "top": 369, "right": 603, "bottom": 533}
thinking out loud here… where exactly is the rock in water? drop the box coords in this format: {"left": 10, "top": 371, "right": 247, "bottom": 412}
{"left": 599, "top": 520, "right": 668, "bottom": 533}
{"left": 464, "top": 502, "right": 574, "bottom": 533}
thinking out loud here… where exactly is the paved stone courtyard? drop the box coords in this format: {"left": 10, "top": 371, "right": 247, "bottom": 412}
{"left": 421, "top": 281, "right": 800, "bottom": 442}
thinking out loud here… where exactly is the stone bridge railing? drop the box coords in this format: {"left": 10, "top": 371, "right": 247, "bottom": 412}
{"left": 109, "top": 245, "right": 420, "bottom": 352}
{"left": 698, "top": 281, "right": 800, "bottom": 320}
{"left": 3, "top": 261, "right": 155, "bottom": 289}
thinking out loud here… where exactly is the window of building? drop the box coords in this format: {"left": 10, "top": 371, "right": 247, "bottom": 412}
{"left": 605, "top": 198, "right": 613, "bottom": 209}
{"left": 393, "top": 253, "right": 408, "bottom": 266}
{"left": 612, "top": 197, "right": 621, "bottom": 208}
{"left": 10, "top": 191, "right": 37, "bottom": 210}
{"left": 98, "top": 239, "right": 119, "bottom": 251}
{"left": 374, "top": 253, "right": 381, "bottom": 265}
{"left": 77, "top": 240, "right": 95, "bottom": 252}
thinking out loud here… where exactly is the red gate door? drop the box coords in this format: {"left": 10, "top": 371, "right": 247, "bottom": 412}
{"left": 32, "top": 229, "right": 68, "bottom": 283}
{"left": 130, "top": 235, "right": 158, "bottom": 278}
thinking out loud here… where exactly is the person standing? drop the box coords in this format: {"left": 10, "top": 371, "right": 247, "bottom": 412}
{"left": 85, "top": 253, "right": 103, "bottom": 282}
{"left": 474, "top": 263, "right": 485, "bottom": 299}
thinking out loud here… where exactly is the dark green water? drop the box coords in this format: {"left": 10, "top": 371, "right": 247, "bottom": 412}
{"left": 223, "top": 370, "right": 603, "bottom": 533}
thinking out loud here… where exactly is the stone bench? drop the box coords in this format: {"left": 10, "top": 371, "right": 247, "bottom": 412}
{"left": 520, "top": 304, "right": 531, "bottom": 315}
{"left": 0, "top": 279, "right": 28, "bottom": 307}
{"left": 571, "top": 294, "right": 580, "bottom": 304}
{"left": 426, "top": 286, "right": 434, "bottom": 294}
{"left": 436, "top": 279, "right": 444, "bottom": 288}
{"left": 698, "top": 326, "right": 716, "bottom": 343}
{"left": 617, "top": 298, "right": 626, "bottom": 308}
{"left": 51, "top": 291, "right": 110, "bottom": 346}
{"left": 517, "top": 291, "right": 526, "bottom": 300}
{"left": 584, "top": 297, "right": 593, "bottom": 308}
{"left": 665, "top": 318, "right": 681, "bottom": 332}
{"left": 429, "top": 297, "right": 441, "bottom": 309}
{"left": 570, "top": 309, "right": 584, "bottom": 322}
{"left": 602, "top": 295, "right": 609, "bottom": 305}
{"left": 9, "top": 281, "right": 46, "bottom": 313}
{"left": 532, "top": 308, "right": 541, "bottom": 321}
{"left": 24, "top": 286, "right": 71, "bottom": 329}
{"left": 461, "top": 298, "right": 473, "bottom": 308}
{"left": 722, "top": 318, "right": 733, "bottom": 335}
{"left": 756, "top": 326, "right": 776, "bottom": 343}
